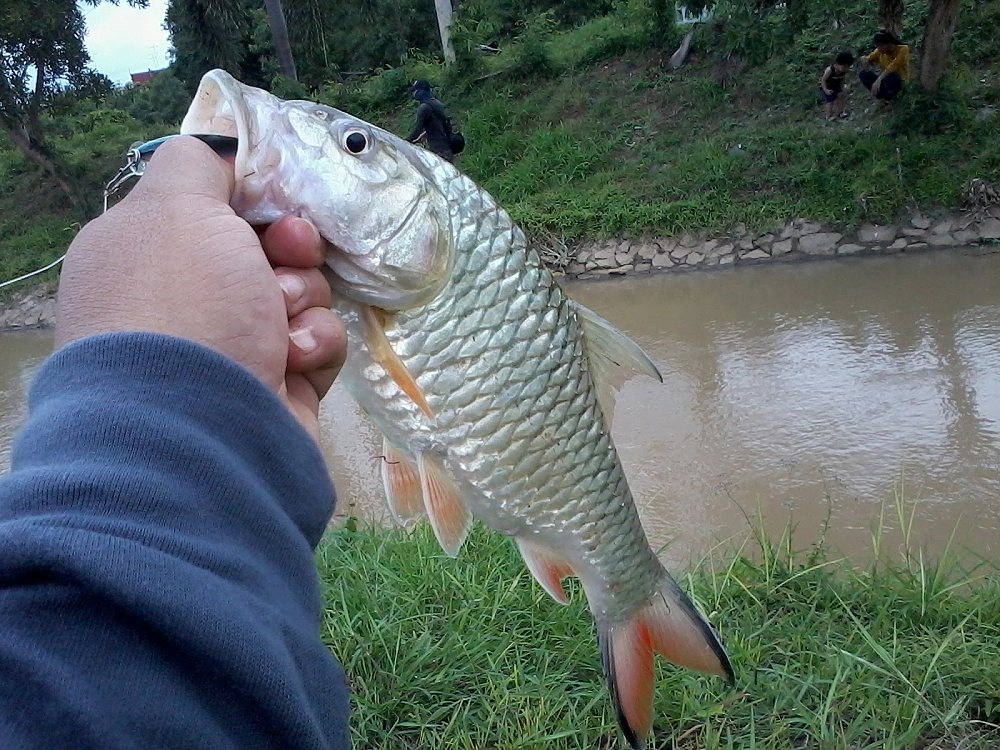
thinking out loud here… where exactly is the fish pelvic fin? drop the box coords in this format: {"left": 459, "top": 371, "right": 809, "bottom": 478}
{"left": 417, "top": 452, "right": 471, "bottom": 557}
{"left": 599, "top": 575, "right": 734, "bottom": 748}
{"left": 515, "top": 536, "right": 575, "bottom": 605}
{"left": 381, "top": 439, "right": 425, "bottom": 524}
{"left": 361, "top": 305, "right": 434, "bottom": 419}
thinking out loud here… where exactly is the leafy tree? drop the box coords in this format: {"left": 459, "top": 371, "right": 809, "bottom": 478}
{"left": 0, "top": 0, "right": 146, "bottom": 213}
{"left": 166, "top": 0, "right": 268, "bottom": 90}
{"left": 121, "top": 71, "right": 192, "bottom": 124}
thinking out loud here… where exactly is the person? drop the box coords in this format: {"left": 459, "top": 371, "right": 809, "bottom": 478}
{"left": 819, "top": 51, "right": 855, "bottom": 120}
{"left": 858, "top": 30, "right": 910, "bottom": 102}
{"left": 405, "top": 79, "right": 457, "bottom": 162}
{"left": 0, "top": 136, "right": 351, "bottom": 748}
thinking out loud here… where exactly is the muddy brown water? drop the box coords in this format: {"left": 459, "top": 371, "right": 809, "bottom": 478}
{"left": 2, "top": 249, "right": 999, "bottom": 566}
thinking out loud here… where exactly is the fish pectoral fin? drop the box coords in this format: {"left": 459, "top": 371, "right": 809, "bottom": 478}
{"left": 599, "top": 574, "right": 735, "bottom": 749}
{"left": 417, "top": 452, "right": 471, "bottom": 557}
{"left": 515, "top": 536, "right": 575, "bottom": 605}
{"left": 573, "top": 301, "right": 663, "bottom": 421}
{"left": 361, "top": 305, "right": 434, "bottom": 419}
{"left": 381, "top": 439, "right": 425, "bottom": 524}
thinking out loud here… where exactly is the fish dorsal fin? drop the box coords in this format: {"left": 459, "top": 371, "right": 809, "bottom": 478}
{"left": 381, "top": 439, "right": 425, "bottom": 524}
{"left": 361, "top": 305, "right": 434, "bottom": 419}
{"left": 417, "top": 452, "right": 471, "bottom": 557}
{"left": 515, "top": 536, "right": 575, "bottom": 605}
{"left": 573, "top": 302, "right": 663, "bottom": 421}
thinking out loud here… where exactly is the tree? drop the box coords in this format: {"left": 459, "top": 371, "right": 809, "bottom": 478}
{"left": 919, "top": 0, "right": 961, "bottom": 91}
{"left": 0, "top": 0, "right": 145, "bottom": 213}
{"left": 878, "top": 0, "right": 904, "bottom": 36}
{"left": 263, "top": 0, "right": 297, "bottom": 79}
{"left": 434, "top": 0, "right": 456, "bottom": 64}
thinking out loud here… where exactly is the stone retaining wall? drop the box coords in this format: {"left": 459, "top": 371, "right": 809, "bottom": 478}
{"left": 2, "top": 211, "right": 999, "bottom": 331}
{"left": 562, "top": 211, "right": 1000, "bottom": 279}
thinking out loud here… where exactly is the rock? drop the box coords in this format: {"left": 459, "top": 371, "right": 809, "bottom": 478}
{"left": 858, "top": 224, "right": 897, "bottom": 244}
{"left": 670, "top": 246, "right": 692, "bottom": 260}
{"left": 952, "top": 229, "right": 977, "bottom": 244}
{"left": 576, "top": 249, "right": 592, "bottom": 263}
{"left": 771, "top": 238, "right": 794, "bottom": 256}
{"left": 927, "top": 234, "right": 955, "bottom": 246}
{"left": 734, "top": 223, "right": 747, "bottom": 235}
{"left": 837, "top": 244, "right": 865, "bottom": 255}
{"left": 931, "top": 219, "right": 953, "bottom": 235}
{"left": 911, "top": 215, "right": 931, "bottom": 229}
{"left": 740, "top": 249, "right": 770, "bottom": 260}
{"left": 719, "top": 255, "right": 735, "bottom": 266}
{"left": 700, "top": 239, "right": 719, "bottom": 256}
{"left": 780, "top": 223, "right": 797, "bottom": 240}
{"left": 615, "top": 250, "right": 634, "bottom": 265}
{"left": 799, "top": 221, "right": 822, "bottom": 235}
{"left": 686, "top": 252, "right": 705, "bottom": 265}
{"left": 592, "top": 246, "right": 616, "bottom": 266}
{"left": 976, "top": 105, "right": 997, "bottom": 123}
{"left": 889, "top": 238, "right": 909, "bottom": 250}
{"left": 565, "top": 262, "right": 587, "bottom": 275}
{"left": 756, "top": 233, "right": 775, "bottom": 249}
{"left": 798, "top": 232, "right": 842, "bottom": 255}
{"left": 901, "top": 228, "right": 926, "bottom": 237}
{"left": 635, "top": 242, "right": 659, "bottom": 261}
{"left": 658, "top": 238, "right": 678, "bottom": 256}
{"left": 737, "top": 237, "right": 755, "bottom": 251}
{"left": 978, "top": 218, "right": 1000, "bottom": 240}
{"left": 710, "top": 242, "right": 734, "bottom": 257}
{"left": 651, "top": 254, "right": 674, "bottom": 268}
{"left": 908, "top": 242, "right": 928, "bottom": 250}
{"left": 678, "top": 233, "right": 699, "bottom": 248}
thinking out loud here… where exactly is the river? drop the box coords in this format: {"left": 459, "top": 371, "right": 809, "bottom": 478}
{"left": 2, "top": 249, "right": 999, "bottom": 565}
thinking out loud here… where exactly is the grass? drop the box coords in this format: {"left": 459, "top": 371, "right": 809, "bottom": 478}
{"left": 317, "top": 501, "right": 999, "bottom": 749}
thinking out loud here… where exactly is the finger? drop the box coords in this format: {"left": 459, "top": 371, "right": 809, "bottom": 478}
{"left": 261, "top": 216, "right": 326, "bottom": 268}
{"left": 275, "top": 267, "right": 332, "bottom": 319}
{"left": 128, "top": 136, "right": 235, "bottom": 207}
{"left": 285, "top": 374, "right": 322, "bottom": 443}
{"left": 287, "top": 307, "right": 347, "bottom": 401}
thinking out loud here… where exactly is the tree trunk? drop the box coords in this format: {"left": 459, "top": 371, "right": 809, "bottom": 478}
{"left": 263, "top": 0, "right": 297, "bottom": 80}
{"left": 787, "top": 0, "right": 808, "bottom": 34}
{"left": 878, "top": 0, "right": 904, "bottom": 36}
{"left": 434, "top": 0, "right": 456, "bottom": 65}
{"left": 920, "top": 0, "right": 961, "bottom": 91}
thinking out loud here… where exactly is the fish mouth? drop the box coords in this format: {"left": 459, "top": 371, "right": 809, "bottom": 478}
{"left": 180, "top": 69, "right": 254, "bottom": 182}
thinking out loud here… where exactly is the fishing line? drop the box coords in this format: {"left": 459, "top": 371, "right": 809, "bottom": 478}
{"left": 0, "top": 255, "right": 66, "bottom": 290}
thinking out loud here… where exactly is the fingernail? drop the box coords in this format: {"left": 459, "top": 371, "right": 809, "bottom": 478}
{"left": 278, "top": 274, "right": 305, "bottom": 301}
{"left": 289, "top": 326, "right": 317, "bottom": 353}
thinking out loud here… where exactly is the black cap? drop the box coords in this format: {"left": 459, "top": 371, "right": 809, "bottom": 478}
{"left": 410, "top": 79, "right": 431, "bottom": 93}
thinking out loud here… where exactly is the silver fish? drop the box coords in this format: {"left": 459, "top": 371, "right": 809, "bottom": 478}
{"left": 181, "top": 69, "right": 734, "bottom": 747}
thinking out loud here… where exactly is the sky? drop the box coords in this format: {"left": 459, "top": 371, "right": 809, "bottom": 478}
{"left": 81, "top": 0, "right": 171, "bottom": 86}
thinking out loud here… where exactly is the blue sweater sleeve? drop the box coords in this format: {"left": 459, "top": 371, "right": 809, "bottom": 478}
{"left": 0, "top": 333, "right": 350, "bottom": 749}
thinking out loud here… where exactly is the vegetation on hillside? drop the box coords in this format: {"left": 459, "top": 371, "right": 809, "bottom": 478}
{"left": 318, "top": 514, "right": 999, "bottom": 748}
{"left": 2, "top": 0, "right": 998, "bottom": 292}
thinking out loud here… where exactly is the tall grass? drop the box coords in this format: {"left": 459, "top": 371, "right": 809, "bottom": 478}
{"left": 317, "top": 501, "right": 999, "bottom": 749}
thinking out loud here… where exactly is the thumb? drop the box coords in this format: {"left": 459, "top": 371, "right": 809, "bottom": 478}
{"left": 129, "top": 136, "right": 235, "bottom": 208}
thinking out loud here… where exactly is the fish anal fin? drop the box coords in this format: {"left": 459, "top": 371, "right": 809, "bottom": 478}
{"left": 418, "top": 452, "right": 471, "bottom": 557}
{"left": 601, "top": 618, "right": 655, "bottom": 749}
{"left": 381, "top": 439, "right": 424, "bottom": 523}
{"left": 515, "top": 537, "right": 575, "bottom": 605}
{"left": 361, "top": 305, "right": 434, "bottom": 419}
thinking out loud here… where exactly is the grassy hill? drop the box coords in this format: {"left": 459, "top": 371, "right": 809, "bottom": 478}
{"left": 1, "top": 0, "right": 998, "bottom": 293}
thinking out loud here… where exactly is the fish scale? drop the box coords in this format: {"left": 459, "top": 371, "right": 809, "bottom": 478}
{"left": 179, "top": 69, "right": 734, "bottom": 748}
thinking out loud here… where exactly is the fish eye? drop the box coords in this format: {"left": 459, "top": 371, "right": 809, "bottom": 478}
{"left": 344, "top": 130, "right": 369, "bottom": 155}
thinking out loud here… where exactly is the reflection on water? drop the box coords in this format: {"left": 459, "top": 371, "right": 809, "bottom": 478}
{"left": 3, "top": 249, "right": 999, "bottom": 564}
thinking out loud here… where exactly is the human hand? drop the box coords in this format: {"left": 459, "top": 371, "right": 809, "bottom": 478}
{"left": 872, "top": 75, "right": 883, "bottom": 96}
{"left": 56, "top": 136, "right": 346, "bottom": 442}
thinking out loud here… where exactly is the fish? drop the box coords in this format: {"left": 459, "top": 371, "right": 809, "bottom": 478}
{"left": 180, "top": 69, "right": 735, "bottom": 747}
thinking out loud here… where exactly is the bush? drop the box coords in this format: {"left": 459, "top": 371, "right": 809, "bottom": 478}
{"left": 890, "top": 84, "right": 973, "bottom": 137}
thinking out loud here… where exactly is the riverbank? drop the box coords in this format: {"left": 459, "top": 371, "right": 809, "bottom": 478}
{"left": 4, "top": 206, "right": 997, "bottom": 331}
{"left": 319, "top": 521, "right": 999, "bottom": 749}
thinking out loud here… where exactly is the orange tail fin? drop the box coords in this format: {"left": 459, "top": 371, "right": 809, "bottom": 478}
{"left": 599, "top": 576, "right": 734, "bottom": 748}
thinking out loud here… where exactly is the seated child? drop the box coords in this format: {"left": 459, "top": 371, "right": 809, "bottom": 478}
{"left": 819, "top": 52, "right": 855, "bottom": 120}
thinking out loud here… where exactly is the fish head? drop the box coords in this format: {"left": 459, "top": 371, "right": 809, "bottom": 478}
{"left": 180, "top": 69, "right": 454, "bottom": 310}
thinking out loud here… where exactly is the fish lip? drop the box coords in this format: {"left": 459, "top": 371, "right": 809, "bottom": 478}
{"left": 179, "top": 69, "right": 252, "bottom": 178}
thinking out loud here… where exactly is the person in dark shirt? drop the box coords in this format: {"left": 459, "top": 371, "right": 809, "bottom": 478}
{"left": 406, "top": 79, "right": 457, "bottom": 162}
{"left": 0, "top": 136, "right": 351, "bottom": 748}
{"left": 819, "top": 51, "right": 855, "bottom": 120}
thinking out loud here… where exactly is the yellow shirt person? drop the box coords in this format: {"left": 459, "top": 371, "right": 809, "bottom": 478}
{"left": 859, "top": 30, "right": 909, "bottom": 101}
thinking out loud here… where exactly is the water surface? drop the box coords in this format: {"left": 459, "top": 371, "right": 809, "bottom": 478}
{"left": 3, "top": 249, "right": 998, "bottom": 565}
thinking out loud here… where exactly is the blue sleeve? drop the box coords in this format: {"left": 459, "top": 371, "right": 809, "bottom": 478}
{"left": 0, "top": 333, "right": 350, "bottom": 749}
